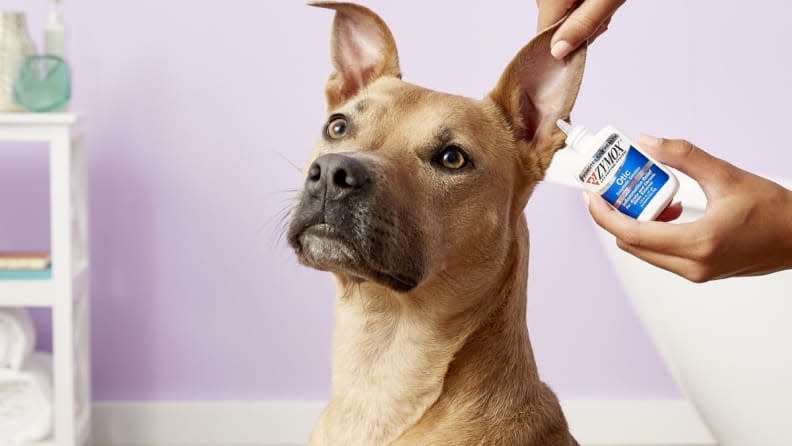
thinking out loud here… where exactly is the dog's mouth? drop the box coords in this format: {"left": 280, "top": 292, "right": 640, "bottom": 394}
{"left": 294, "top": 223, "right": 357, "bottom": 267}
{"left": 292, "top": 223, "right": 419, "bottom": 292}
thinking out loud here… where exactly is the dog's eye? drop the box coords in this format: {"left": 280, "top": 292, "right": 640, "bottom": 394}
{"left": 325, "top": 116, "right": 348, "bottom": 140}
{"left": 435, "top": 146, "right": 469, "bottom": 170}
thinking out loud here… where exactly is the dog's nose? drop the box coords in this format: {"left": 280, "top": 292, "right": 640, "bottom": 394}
{"left": 306, "top": 153, "right": 371, "bottom": 200}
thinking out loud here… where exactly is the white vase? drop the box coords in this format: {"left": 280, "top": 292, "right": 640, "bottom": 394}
{"left": 0, "top": 12, "right": 37, "bottom": 112}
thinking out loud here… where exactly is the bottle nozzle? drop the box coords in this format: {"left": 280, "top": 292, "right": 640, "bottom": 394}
{"left": 48, "top": 0, "right": 63, "bottom": 26}
{"left": 556, "top": 119, "right": 572, "bottom": 135}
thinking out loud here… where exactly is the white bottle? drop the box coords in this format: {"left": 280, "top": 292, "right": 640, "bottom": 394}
{"left": 556, "top": 120, "right": 679, "bottom": 221}
{"left": 44, "top": 0, "right": 66, "bottom": 57}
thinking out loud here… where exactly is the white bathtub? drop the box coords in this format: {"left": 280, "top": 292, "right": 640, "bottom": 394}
{"left": 547, "top": 155, "right": 792, "bottom": 446}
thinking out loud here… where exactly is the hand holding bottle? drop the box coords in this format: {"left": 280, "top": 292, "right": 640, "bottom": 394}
{"left": 585, "top": 135, "right": 792, "bottom": 282}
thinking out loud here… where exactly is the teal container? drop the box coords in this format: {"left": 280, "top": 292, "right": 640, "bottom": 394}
{"left": 13, "top": 55, "right": 71, "bottom": 112}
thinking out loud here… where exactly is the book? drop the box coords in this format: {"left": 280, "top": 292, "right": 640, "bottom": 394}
{"left": 0, "top": 252, "right": 51, "bottom": 270}
{"left": 0, "top": 268, "right": 52, "bottom": 280}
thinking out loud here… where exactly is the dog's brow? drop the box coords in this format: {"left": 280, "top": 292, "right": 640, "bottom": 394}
{"left": 355, "top": 100, "right": 369, "bottom": 112}
{"left": 435, "top": 126, "right": 452, "bottom": 146}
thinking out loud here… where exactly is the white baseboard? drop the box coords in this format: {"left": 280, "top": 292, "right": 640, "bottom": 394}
{"left": 91, "top": 400, "right": 716, "bottom": 446}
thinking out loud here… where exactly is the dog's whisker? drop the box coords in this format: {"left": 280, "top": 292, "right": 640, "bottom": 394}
{"left": 262, "top": 197, "right": 296, "bottom": 225}
{"left": 269, "top": 150, "right": 303, "bottom": 174}
{"left": 274, "top": 214, "right": 292, "bottom": 246}
{"left": 256, "top": 203, "right": 294, "bottom": 246}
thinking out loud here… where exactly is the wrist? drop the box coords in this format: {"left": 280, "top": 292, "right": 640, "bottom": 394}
{"left": 783, "top": 188, "right": 792, "bottom": 270}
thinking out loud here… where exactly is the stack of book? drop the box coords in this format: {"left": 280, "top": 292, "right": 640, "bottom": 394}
{"left": 0, "top": 252, "right": 52, "bottom": 280}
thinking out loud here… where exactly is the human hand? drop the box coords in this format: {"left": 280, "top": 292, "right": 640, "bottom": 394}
{"left": 536, "top": 0, "right": 626, "bottom": 59}
{"left": 585, "top": 135, "right": 792, "bottom": 282}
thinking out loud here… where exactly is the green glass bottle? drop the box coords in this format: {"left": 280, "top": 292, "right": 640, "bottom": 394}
{"left": 13, "top": 55, "right": 71, "bottom": 113}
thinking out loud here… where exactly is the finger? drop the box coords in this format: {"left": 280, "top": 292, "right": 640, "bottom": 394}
{"left": 637, "top": 135, "right": 732, "bottom": 194}
{"left": 656, "top": 201, "right": 683, "bottom": 222}
{"left": 587, "top": 17, "right": 611, "bottom": 45}
{"left": 537, "top": 0, "right": 577, "bottom": 32}
{"left": 585, "top": 191, "right": 696, "bottom": 255}
{"left": 551, "top": 0, "right": 625, "bottom": 59}
{"left": 615, "top": 239, "right": 707, "bottom": 282}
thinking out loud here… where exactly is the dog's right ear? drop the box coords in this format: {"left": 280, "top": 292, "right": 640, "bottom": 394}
{"left": 309, "top": 2, "right": 401, "bottom": 110}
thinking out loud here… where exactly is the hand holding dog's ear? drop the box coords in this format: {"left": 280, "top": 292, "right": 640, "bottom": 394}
{"left": 310, "top": 2, "right": 401, "bottom": 109}
{"left": 536, "top": 0, "right": 625, "bottom": 59}
{"left": 489, "top": 20, "right": 586, "bottom": 173}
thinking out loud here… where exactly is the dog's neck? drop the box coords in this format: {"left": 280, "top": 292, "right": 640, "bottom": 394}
{"left": 313, "top": 218, "right": 540, "bottom": 445}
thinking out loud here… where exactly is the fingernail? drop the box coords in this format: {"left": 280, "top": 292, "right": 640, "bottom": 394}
{"left": 582, "top": 191, "right": 591, "bottom": 206}
{"left": 639, "top": 133, "right": 662, "bottom": 148}
{"left": 551, "top": 40, "right": 573, "bottom": 59}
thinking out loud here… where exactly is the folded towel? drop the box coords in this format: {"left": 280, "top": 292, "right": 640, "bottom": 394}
{"left": 0, "top": 353, "right": 53, "bottom": 443}
{"left": 0, "top": 308, "right": 36, "bottom": 371}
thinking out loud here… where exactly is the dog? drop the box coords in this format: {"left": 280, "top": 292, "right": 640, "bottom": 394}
{"left": 287, "top": 2, "right": 586, "bottom": 444}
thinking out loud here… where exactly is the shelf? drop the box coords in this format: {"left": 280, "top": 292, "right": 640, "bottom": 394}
{"left": 1, "top": 112, "right": 90, "bottom": 446}
{"left": 0, "top": 113, "right": 77, "bottom": 126}
{"left": 0, "top": 263, "right": 89, "bottom": 307}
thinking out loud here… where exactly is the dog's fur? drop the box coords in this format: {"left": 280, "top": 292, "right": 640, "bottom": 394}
{"left": 287, "top": 2, "right": 586, "bottom": 445}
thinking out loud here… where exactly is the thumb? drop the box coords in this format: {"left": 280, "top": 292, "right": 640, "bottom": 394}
{"left": 637, "top": 135, "right": 731, "bottom": 193}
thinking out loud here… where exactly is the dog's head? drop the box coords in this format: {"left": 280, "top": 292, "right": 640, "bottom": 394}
{"left": 288, "top": 2, "right": 585, "bottom": 293}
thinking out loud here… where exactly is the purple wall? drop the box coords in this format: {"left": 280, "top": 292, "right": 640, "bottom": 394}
{"left": 1, "top": 0, "right": 790, "bottom": 401}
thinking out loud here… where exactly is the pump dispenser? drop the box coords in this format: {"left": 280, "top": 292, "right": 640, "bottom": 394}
{"left": 556, "top": 119, "right": 679, "bottom": 221}
{"left": 44, "top": 0, "right": 66, "bottom": 57}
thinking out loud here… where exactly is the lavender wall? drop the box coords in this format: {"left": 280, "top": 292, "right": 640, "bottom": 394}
{"left": 2, "top": 0, "right": 790, "bottom": 401}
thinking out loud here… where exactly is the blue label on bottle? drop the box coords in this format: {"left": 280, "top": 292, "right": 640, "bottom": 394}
{"left": 601, "top": 146, "right": 669, "bottom": 218}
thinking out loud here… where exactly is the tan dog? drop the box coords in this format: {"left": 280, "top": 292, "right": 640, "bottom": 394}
{"left": 287, "top": 2, "right": 586, "bottom": 445}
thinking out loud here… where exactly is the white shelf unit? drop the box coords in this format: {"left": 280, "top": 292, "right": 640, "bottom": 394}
{"left": 0, "top": 113, "right": 91, "bottom": 446}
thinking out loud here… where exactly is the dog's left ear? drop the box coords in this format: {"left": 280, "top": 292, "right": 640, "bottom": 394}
{"left": 310, "top": 1, "right": 401, "bottom": 110}
{"left": 489, "top": 22, "right": 586, "bottom": 173}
